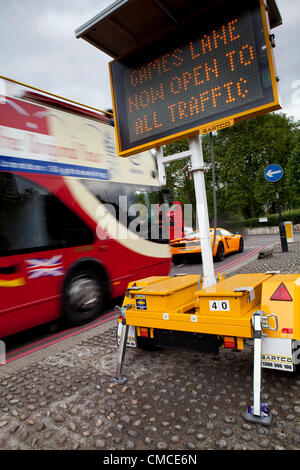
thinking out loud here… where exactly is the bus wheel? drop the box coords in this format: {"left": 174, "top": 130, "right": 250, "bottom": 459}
{"left": 63, "top": 268, "right": 104, "bottom": 326}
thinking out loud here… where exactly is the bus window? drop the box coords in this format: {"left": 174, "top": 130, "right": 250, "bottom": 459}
{"left": 81, "top": 180, "right": 168, "bottom": 242}
{"left": 0, "top": 172, "right": 94, "bottom": 256}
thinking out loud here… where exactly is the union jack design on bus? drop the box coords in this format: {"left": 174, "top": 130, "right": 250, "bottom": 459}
{"left": 26, "top": 255, "right": 64, "bottom": 279}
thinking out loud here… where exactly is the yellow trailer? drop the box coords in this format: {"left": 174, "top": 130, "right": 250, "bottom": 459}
{"left": 113, "top": 272, "right": 300, "bottom": 425}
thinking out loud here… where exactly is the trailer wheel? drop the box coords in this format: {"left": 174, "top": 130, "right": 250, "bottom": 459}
{"left": 63, "top": 267, "right": 104, "bottom": 326}
{"left": 292, "top": 341, "right": 300, "bottom": 375}
{"left": 136, "top": 336, "right": 157, "bottom": 351}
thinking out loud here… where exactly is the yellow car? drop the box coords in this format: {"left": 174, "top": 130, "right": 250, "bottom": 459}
{"left": 170, "top": 228, "right": 244, "bottom": 264}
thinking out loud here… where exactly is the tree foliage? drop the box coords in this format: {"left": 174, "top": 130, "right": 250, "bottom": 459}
{"left": 286, "top": 141, "right": 300, "bottom": 208}
{"left": 163, "top": 139, "right": 197, "bottom": 226}
{"left": 162, "top": 113, "right": 299, "bottom": 226}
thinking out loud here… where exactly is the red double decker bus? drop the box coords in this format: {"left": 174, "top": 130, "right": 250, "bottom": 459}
{"left": 0, "top": 80, "right": 171, "bottom": 338}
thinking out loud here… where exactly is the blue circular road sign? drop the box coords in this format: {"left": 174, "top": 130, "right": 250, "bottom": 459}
{"left": 264, "top": 164, "right": 283, "bottom": 183}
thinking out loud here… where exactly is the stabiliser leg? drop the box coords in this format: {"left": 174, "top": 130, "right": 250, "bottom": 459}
{"left": 244, "top": 311, "right": 272, "bottom": 426}
{"left": 111, "top": 318, "right": 129, "bottom": 385}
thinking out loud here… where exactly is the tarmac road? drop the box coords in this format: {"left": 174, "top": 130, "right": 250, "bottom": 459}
{"left": 171, "top": 233, "right": 300, "bottom": 276}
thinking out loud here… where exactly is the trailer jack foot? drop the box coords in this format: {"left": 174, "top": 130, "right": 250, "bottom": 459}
{"left": 110, "top": 376, "right": 128, "bottom": 385}
{"left": 244, "top": 404, "right": 272, "bottom": 426}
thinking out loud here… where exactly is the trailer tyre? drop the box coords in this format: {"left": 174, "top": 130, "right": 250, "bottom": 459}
{"left": 136, "top": 336, "right": 157, "bottom": 351}
{"left": 63, "top": 267, "right": 105, "bottom": 326}
{"left": 292, "top": 341, "right": 300, "bottom": 375}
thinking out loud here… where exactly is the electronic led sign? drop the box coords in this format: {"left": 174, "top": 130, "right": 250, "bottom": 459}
{"left": 110, "top": 0, "right": 280, "bottom": 156}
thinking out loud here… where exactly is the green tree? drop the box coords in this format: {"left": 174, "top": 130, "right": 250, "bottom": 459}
{"left": 207, "top": 113, "right": 298, "bottom": 218}
{"left": 286, "top": 142, "right": 300, "bottom": 208}
{"left": 162, "top": 140, "right": 195, "bottom": 226}
{"left": 162, "top": 112, "right": 299, "bottom": 225}
{"left": 162, "top": 138, "right": 216, "bottom": 228}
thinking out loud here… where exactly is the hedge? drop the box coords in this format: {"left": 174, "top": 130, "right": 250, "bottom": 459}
{"left": 225, "top": 209, "right": 300, "bottom": 231}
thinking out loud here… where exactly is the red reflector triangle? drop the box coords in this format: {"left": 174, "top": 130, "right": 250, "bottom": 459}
{"left": 270, "top": 283, "right": 293, "bottom": 301}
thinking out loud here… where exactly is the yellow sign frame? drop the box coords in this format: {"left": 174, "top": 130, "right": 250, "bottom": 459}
{"left": 109, "top": 0, "right": 281, "bottom": 157}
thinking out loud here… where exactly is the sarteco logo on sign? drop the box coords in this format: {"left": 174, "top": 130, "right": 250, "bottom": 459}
{"left": 200, "top": 119, "right": 234, "bottom": 135}
{"left": 262, "top": 354, "right": 293, "bottom": 364}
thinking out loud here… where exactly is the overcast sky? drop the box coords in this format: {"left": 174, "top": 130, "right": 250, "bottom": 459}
{"left": 0, "top": 0, "right": 299, "bottom": 121}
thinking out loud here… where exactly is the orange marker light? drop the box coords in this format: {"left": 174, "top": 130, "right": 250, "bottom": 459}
{"left": 224, "top": 336, "right": 236, "bottom": 349}
{"left": 140, "top": 327, "right": 149, "bottom": 338}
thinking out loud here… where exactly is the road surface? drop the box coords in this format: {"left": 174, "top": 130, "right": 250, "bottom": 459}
{"left": 170, "top": 233, "right": 300, "bottom": 276}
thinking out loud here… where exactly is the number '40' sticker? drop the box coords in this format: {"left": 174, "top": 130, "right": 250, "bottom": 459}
{"left": 209, "top": 300, "right": 230, "bottom": 311}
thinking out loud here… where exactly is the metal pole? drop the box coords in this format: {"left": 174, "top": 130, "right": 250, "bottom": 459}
{"left": 111, "top": 320, "right": 129, "bottom": 385}
{"left": 244, "top": 312, "right": 272, "bottom": 425}
{"left": 252, "top": 313, "right": 262, "bottom": 417}
{"left": 189, "top": 134, "right": 216, "bottom": 288}
{"left": 274, "top": 182, "right": 288, "bottom": 253}
{"left": 156, "top": 147, "right": 166, "bottom": 186}
{"left": 209, "top": 132, "right": 217, "bottom": 254}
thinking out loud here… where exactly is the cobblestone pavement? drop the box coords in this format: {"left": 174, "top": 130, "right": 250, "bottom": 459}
{"left": 0, "top": 243, "right": 299, "bottom": 451}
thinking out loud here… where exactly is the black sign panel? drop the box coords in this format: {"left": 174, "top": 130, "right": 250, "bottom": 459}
{"left": 110, "top": 0, "right": 280, "bottom": 156}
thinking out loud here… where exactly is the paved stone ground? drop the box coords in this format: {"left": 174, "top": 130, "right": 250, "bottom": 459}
{"left": 0, "top": 242, "right": 299, "bottom": 451}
